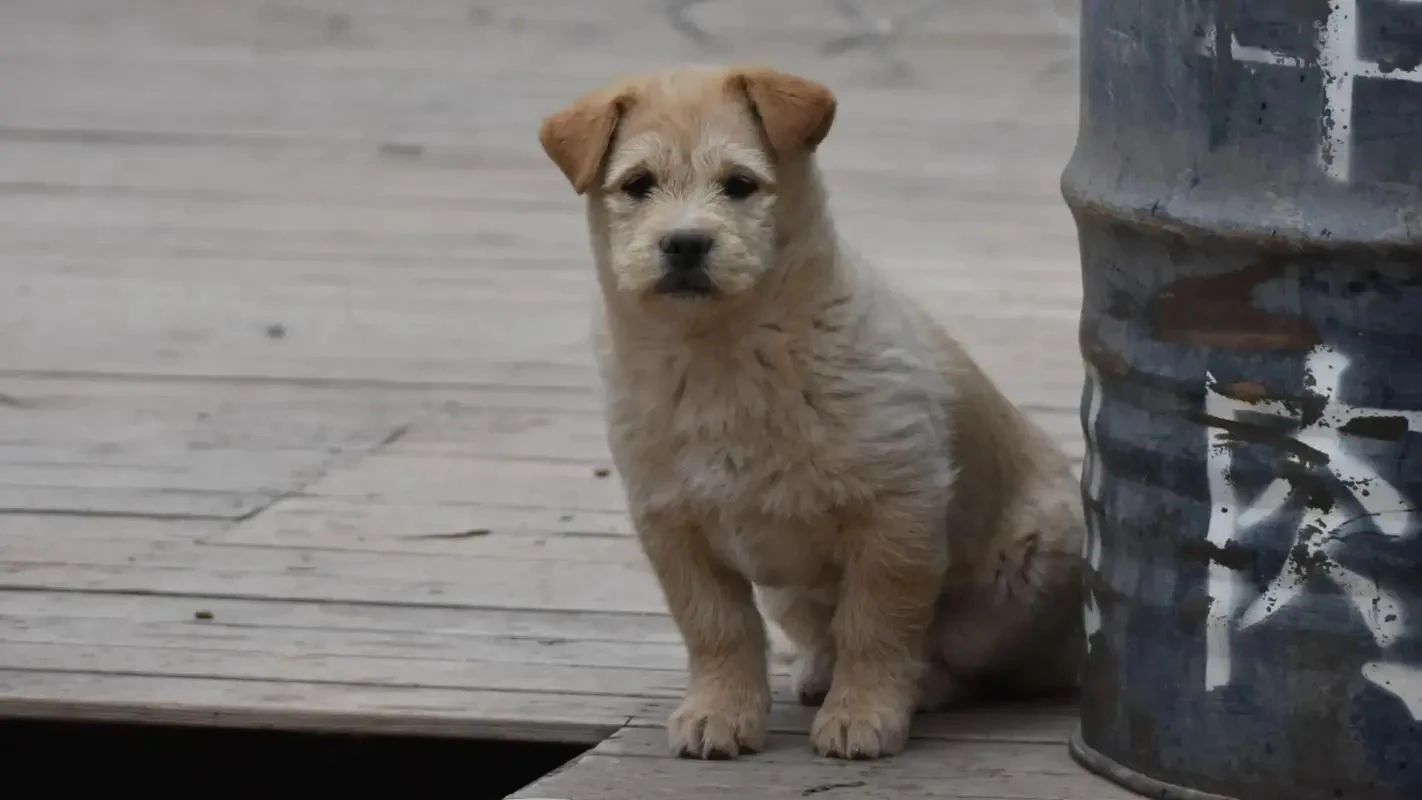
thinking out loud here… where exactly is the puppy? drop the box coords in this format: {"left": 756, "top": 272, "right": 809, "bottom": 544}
{"left": 538, "top": 66, "right": 1083, "bottom": 761}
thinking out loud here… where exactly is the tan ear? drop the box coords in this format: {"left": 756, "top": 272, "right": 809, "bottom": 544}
{"left": 732, "top": 68, "right": 837, "bottom": 157}
{"left": 538, "top": 88, "right": 629, "bottom": 194}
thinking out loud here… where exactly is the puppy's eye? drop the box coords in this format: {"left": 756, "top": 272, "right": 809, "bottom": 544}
{"left": 721, "top": 175, "right": 759, "bottom": 200}
{"left": 621, "top": 172, "right": 656, "bottom": 200}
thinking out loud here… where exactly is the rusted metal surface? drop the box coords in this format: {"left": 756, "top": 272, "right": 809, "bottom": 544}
{"left": 1064, "top": 1, "right": 1422, "bottom": 799}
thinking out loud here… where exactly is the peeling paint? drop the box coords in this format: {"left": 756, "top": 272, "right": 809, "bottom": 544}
{"left": 1149, "top": 258, "right": 1319, "bottom": 352}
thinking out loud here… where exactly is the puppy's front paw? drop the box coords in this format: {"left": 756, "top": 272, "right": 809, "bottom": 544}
{"left": 668, "top": 690, "right": 767, "bottom": 759}
{"left": 810, "top": 699, "right": 910, "bottom": 760}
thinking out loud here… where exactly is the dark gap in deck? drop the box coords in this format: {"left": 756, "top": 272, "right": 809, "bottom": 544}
{"left": 0, "top": 717, "right": 587, "bottom": 795}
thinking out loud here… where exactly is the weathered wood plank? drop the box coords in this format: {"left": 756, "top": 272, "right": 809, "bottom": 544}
{"left": 0, "top": 591, "right": 679, "bottom": 644}
{"left": 0, "top": 0, "right": 1080, "bottom": 56}
{"left": 0, "top": 513, "right": 231, "bottom": 542}
{"left": 1, "top": 240, "right": 1081, "bottom": 388}
{"left": 0, "top": 50, "right": 1077, "bottom": 139}
{"left": 0, "top": 139, "right": 1070, "bottom": 209}
{"left": 626, "top": 701, "right": 1081, "bottom": 747}
{"left": 0, "top": 196, "right": 1076, "bottom": 272}
{"left": 295, "top": 453, "right": 629, "bottom": 511}
{"left": 218, "top": 498, "right": 638, "bottom": 557}
{"left": 0, "top": 614, "right": 689, "bottom": 674}
{"left": 0, "top": 591, "right": 1076, "bottom": 737}
{"left": 510, "top": 726, "right": 1136, "bottom": 800}
{"left": 0, "top": 669, "right": 635, "bottom": 744}
{"left": 0, "top": 375, "right": 429, "bottom": 516}
{"left": 0, "top": 641, "right": 687, "bottom": 700}
{"left": 0, "top": 374, "right": 604, "bottom": 414}
{"left": 0, "top": 589, "right": 1083, "bottom": 745}
{"left": 0, "top": 535, "right": 667, "bottom": 614}
{"left": 0, "top": 245, "right": 1080, "bottom": 307}
{"left": 0, "top": 486, "right": 262, "bottom": 519}
{"left": 1, "top": 279, "right": 1082, "bottom": 415}
{"left": 221, "top": 511, "right": 625, "bottom": 560}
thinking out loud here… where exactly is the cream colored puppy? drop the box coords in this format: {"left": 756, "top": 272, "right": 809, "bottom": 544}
{"left": 539, "top": 66, "right": 1083, "bottom": 761}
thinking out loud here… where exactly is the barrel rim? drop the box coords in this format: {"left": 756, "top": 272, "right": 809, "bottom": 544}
{"left": 1069, "top": 726, "right": 1240, "bottom": 800}
{"left": 1059, "top": 177, "right": 1422, "bottom": 255}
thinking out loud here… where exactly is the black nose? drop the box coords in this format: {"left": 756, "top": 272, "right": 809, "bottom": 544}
{"left": 659, "top": 232, "right": 714, "bottom": 270}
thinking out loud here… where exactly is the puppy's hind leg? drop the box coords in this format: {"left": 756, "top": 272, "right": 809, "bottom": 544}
{"left": 934, "top": 529, "right": 1083, "bottom": 697}
{"left": 760, "top": 586, "right": 836, "bottom": 706}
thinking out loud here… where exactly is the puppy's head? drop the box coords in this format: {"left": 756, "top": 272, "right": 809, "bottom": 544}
{"left": 539, "top": 66, "right": 835, "bottom": 303}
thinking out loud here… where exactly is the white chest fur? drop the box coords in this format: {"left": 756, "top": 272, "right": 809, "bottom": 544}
{"left": 607, "top": 332, "right": 864, "bottom": 521}
{"left": 600, "top": 311, "right": 956, "bottom": 589}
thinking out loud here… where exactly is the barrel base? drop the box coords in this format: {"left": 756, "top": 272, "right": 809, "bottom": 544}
{"left": 1069, "top": 727, "right": 1239, "bottom": 800}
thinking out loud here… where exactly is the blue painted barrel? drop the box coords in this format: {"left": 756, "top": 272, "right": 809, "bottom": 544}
{"left": 1063, "top": 1, "right": 1422, "bottom": 798}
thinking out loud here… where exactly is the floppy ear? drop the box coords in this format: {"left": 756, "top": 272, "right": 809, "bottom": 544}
{"left": 732, "top": 68, "right": 837, "bottom": 157}
{"left": 538, "top": 88, "right": 630, "bottom": 194}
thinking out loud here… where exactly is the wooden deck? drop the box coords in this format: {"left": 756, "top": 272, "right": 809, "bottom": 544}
{"left": 0, "top": 0, "right": 1135, "bottom": 796}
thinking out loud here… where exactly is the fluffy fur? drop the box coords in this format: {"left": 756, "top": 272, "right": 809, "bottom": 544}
{"left": 539, "top": 65, "right": 1084, "bottom": 761}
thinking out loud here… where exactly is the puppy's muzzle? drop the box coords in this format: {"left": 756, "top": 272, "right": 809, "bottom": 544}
{"left": 656, "top": 231, "right": 716, "bottom": 296}
{"left": 660, "top": 231, "right": 714, "bottom": 271}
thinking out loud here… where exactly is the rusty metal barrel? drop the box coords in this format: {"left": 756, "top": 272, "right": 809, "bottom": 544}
{"left": 1063, "top": 1, "right": 1422, "bottom": 798}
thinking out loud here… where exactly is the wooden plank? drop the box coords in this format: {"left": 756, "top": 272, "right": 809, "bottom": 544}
{"left": 604, "top": 719, "right": 1083, "bottom": 760}
{"left": 388, "top": 409, "right": 619, "bottom": 465}
{"left": 0, "top": 375, "right": 429, "bottom": 517}
{"left": 0, "top": 48, "right": 1077, "bottom": 138}
{"left": 0, "top": 138, "right": 1071, "bottom": 209}
{"left": 294, "top": 453, "right": 628, "bottom": 511}
{"left": 0, "top": 535, "right": 667, "bottom": 614}
{"left": 0, "top": 486, "right": 262, "bottom": 519}
{"left": 0, "top": 374, "right": 604, "bottom": 414}
{"left": 0, "top": 590, "right": 1081, "bottom": 746}
{"left": 0, "top": 608, "right": 688, "bottom": 675}
{"left": 511, "top": 726, "right": 1137, "bottom": 800}
{"left": 0, "top": 194, "right": 1076, "bottom": 267}
{"left": 218, "top": 498, "right": 637, "bottom": 558}
{"left": 0, "top": 0, "right": 1080, "bottom": 56}
{"left": 508, "top": 752, "right": 1121, "bottom": 800}
{"left": 1, "top": 265, "right": 1082, "bottom": 413}
{"left": 0, "top": 640, "right": 687, "bottom": 700}
{"left": 0, "top": 232, "right": 1080, "bottom": 297}
{"left": 0, "top": 513, "right": 231, "bottom": 542}
{"left": 626, "top": 701, "right": 1080, "bottom": 747}
{"left": 0, "top": 450, "right": 340, "bottom": 494}
{"left": 0, "top": 669, "right": 635, "bottom": 744}
{"left": 0, "top": 591, "right": 680, "bottom": 645}
{"left": 0, "top": 592, "right": 1075, "bottom": 739}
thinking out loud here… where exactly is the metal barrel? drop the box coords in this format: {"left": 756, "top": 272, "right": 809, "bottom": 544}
{"left": 1063, "top": 1, "right": 1422, "bottom": 798}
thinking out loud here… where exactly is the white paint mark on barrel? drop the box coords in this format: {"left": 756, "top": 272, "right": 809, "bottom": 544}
{"left": 1200, "top": 0, "right": 1422, "bottom": 182}
{"left": 1081, "top": 365, "right": 1105, "bottom": 650}
{"left": 1202, "top": 345, "right": 1422, "bottom": 692}
{"left": 1362, "top": 662, "right": 1422, "bottom": 721}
